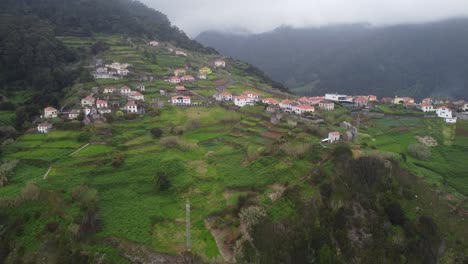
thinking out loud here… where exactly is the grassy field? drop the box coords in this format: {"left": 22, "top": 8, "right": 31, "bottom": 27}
{"left": 1, "top": 106, "right": 318, "bottom": 259}
{"left": 362, "top": 116, "right": 468, "bottom": 196}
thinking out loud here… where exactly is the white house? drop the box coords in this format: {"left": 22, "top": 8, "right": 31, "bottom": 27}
{"left": 325, "top": 93, "right": 349, "bottom": 102}
{"left": 262, "top": 98, "right": 279, "bottom": 105}
{"left": 37, "top": 122, "right": 52, "bottom": 133}
{"left": 44, "top": 107, "right": 58, "bottom": 118}
{"left": 462, "top": 103, "right": 468, "bottom": 111}
{"left": 103, "top": 87, "right": 116, "bottom": 93}
{"left": 198, "top": 74, "right": 207, "bottom": 80}
{"left": 328, "top": 131, "right": 340, "bottom": 143}
{"left": 125, "top": 101, "right": 138, "bottom": 113}
{"left": 96, "top": 100, "right": 108, "bottom": 109}
{"left": 181, "top": 75, "right": 195, "bottom": 82}
{"left": 129, "top": 91, "right": 144, "bottom": 101}
{"left": 81, "top": 96, "right": 95, "bottom": 107}
{"left": 419, "top": 103, "right": 435, "bottom": 112}
{"left": 214, "top": 60, "right": 226, "bottom": 67}
{"left": 242, "top": 91, "right": 262, "bottom": 101}
{"left": 436, "top": 107, "right": 452, "bottom": 118}
{"left": 293, "top": 104, "right": 315, "bottom": 115}
{"left": 175, "top": 51, "right": 188, "bottom": 56}
{"left": 319, "top": 101, "right": 335, "bottom": 111}
{"left": 168, "top": 76, "right": 181, "bottom": 84}
{"left": 120, "top": 86, "right": 132, "bottom": 95}
{"left": 69, "top": 109, "right": 80, "bottom": 119}
{"left": 279, "top": 99, "right": 293, "bottom": 112}
{"left": 148, "top": 41, "right": 159, "bottom": 47}
{"left": 98, "top": 108, "right": 112, "bottom": 114}
{"left": 214, "top": 91, "right": 233, "bottom": 101}
{"left": 234, "top": 95, "right": 253, "bottom": 107}
{"left": 171, "top": 96, "right": 191, "bottom": 105}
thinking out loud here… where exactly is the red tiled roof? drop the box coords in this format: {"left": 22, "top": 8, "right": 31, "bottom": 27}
{"left": 329, "top": 131, "right": 340, "bottom": 136}
{"left": 176, "top": 86, "right": 186, "bottom": 91}
{"left": 296, "top": 104, "right": 314, "bottom": 110}
{"left": 172, "top": 96, "right": 190, "bottom": 100}
{"left": 235, "top": 95, "right": 249, "bottom": 100}
{"left": 243, "top": 90, "right": 261, "bottom": 96}
{"left": 420, "top": 103, "right": 432, "bottom": 107}
{"left": 126, "top": 101, "right": 136, "bottom": 107}
{"left": 96, "top": 100, "right": 107, "bottom": 105}
{"left": 44, "top": 106, "right": 56, "bottom": 111}
{"left": 281, "top": 99, "right": 293, "bottom": 104}
{"left": 120, "top": 86, "right": 130, "bottom": 90}
{"left": 264, "top": 98, "right": 279, "bottom": 104}
{"left": 219, "top": 92, "right": 232, "bottom": 96}
{"left": 131, "top": 92, "right": 143, "bottom": 96}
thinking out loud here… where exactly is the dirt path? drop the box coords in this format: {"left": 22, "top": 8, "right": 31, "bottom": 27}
{"left": 43, "top": 166, "right": 53, "bottom": 180}
{"left": 69, "top": 143, "right": 90, "bottom": 156}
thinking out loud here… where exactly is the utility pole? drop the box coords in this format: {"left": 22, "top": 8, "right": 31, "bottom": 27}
{"left": 186, "top": 198, "right": 191, "bottom": 252}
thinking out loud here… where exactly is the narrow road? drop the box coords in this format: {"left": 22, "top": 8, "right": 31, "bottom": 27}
{"left": 216, "top": 74, "right": 235, "bottom": 93}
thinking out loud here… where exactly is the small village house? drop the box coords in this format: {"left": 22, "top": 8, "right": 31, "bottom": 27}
{"left": 125, "top": 101, "right": 138, "bottom": 113}
{"left": 368, "top": 95, "right": 377, "bottom": 101}
{"left": 197, "top": 74, "right": 207, "bottom": 80}
{"left": 136, "top": 83, "right": 145, "bottom": 92}
{"left": 262, "top": 98, "right": 279, "bottom": 105}
{"left": 419, "top": 103, "right": 435, "bottom": 112}
{"left": 129, "top": 91, "right": 144, "bottom": 101}
{"left": 422, "top": 98, "right": 433, "bottom": 105}
{"left": 96, "top": 100, "right": 108, "bottom": 109}
{"left": 168, "top": 76, "right": 181, "bottom": 84}
{"left": 148, "top": 41, "right": 159, "bottom": 47}
{"left": 199, "top": 67, "right": 212, "bottom": 75}
{"left": 214, "top": 59, "right": 226, "bottom": 67}
{"left": 319, "top": 100, "right": 335, "bottom": 111}
{"left": 234, "top": 95, "right": 253, "bottom": 107}
{"left": 325, "top": 93, "right": 349, "bottom": 102}
{"left": 44, "top": 107, "right": 58, "bottom": 118}
{"left": 120, "top": 86, "right": 132, "bottom": 95}
{"left": 293, "top": 104, "right": 315, "bottom": 115}
{"left": 328, "top": 131, "right": 340, "bottom": 143}
{"left": 81, "top": 96, "right": 95, "bottom": 107}
{"left": 176, "top": 86, "right": 187, "bottom": 94}
{"left": 436, "top": 106, "right": 452, "bottom": 118}
{"left": 214, "top": 91, "right": 233, "bottom": 101}
{"left": 242, "top": 91, "right": 262, "bottom": 101}
{"left": 98, "top": 108, "right": 112, "bottom": 114}
{"left": 381, "top": 97, "right": 393, "bottom": 104}
{"left": 174, "top": 68, "right": 186, "bottom": 77}
{"left": 279, "top": 99, "right": 293, "bottom": 112}
{"left": 171, "top": 96, "right": 191, "bottom": 105}
{"left": 181, "top": 75, "right": 195, "bottom": 82}
{"left": 354, "top": 96, "right": 368, "bottom": 107}
{"left": 462, "top": 103, "right": 468, "bottom": 111}
{"left": 103, "top": 87, "right": 117, "bottom": 93}
{"left": 68, "top": 109, "right": 80, "bottom": 119}
{"left": 37, "top": 122, "right": 52, "bottom": 133}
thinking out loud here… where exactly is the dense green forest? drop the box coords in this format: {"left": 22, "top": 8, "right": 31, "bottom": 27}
{"left": 196, "top": 18, "right": 468, "bottom": 99}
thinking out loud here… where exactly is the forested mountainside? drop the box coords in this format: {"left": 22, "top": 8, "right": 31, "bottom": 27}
{"left": 196, "top": 18, "right": 468, "bottom": 99}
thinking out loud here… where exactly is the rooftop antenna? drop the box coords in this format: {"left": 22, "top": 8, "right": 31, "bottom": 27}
{"left": 186, "top": 198, "right": 191, "bottom": 252}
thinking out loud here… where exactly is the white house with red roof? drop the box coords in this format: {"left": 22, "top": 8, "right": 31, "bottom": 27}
{"left": 174, "top": 68, "right": 186, "bottom": 77}
{"left": 175, "top": 86, "right": 187, "bottom": 93}
{"left": 354, "top": 96, "right": 368, "bottom": 107}
{"left": 214, "top": 91, "right": 233, "bottom": 101}
{"left": 328, "top": 131, "right": 340, "bottom": 143}
{"left": 96, "top": 100, "right": 108, "bottom": 109}
{"left": 319, "top": 100, "right": 335, "bottom": 111}
{"left": 422, "top": 98, "right": 433, "bottom": 105}
{"left": 298, "top": 97, "right": 311, "bottom": 104}
{"left": 171, "top": 96, "right": 191, "bottom": 105}
{"left": 262, "top": 98, "right": 279, "bottom": 105}
{"left": 129, "top": 91, "right": 144, "bottom": 101}
{"left": 120, "top": 86, "right": 132, "bottom": 95}
{"left": 293, "top": 104, "right": 315, "bottom": 115}
{"left": 242, "top": 91, "right": 262, "bottom": 101}
{"left": 125, "top": 101, "right": 138, "bottom": 113}
{"left": 168, "top": 76, "right": 181, "bottom": 84}
{"left": 419, "top": 103, "right": 435, "bottom": 112}
{"left": 279, "top": 99, "right": 293, "bottom": 111}
{"left": 81, "top": 96, "right": 95, "bottom": 107}
{"left": 234, "top": 95, "right": 253, "bottom": 107}
{"left": 37, "top": 122, "right": 53, "bottom": 133}
{"left": 44, "top": 107, "right": 58, "bottom": 118}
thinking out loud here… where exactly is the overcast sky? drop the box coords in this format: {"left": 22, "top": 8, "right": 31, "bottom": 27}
{"left": 140, "top": 0, "right": 468, "bottom": 37}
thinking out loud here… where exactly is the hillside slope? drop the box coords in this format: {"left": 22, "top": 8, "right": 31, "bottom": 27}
{"left": 196, "top": 18, "right": 468, "bottom": 99}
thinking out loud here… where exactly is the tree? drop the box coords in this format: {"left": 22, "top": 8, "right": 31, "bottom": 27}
{"left": 385, "top": 202, "right": 406, "bottom": 226}
{"left": 408, "top": 144, "right": 431, "bottom": 160}
{"left": 112, "top": 152, "right": 126, "bottom": 168}
{"left": 150, "top": 127, "right": 163, "bottom": 138}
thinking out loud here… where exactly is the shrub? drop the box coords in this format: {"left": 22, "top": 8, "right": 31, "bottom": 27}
{"left": 160, "top": 136, "right": 192, "bottom": 150}
{"left": 77, "top": 132, "right": 91, "bottom": 142}
{"left": 0, "top": 160, "right": 19, "bottom": 187}
{"left": 111, "top": 152, "right": 126, "bottom": 168}
{"left": 71, "top": 185, "right": 99, "bottom": 210}
{"left": 21, "top": 183, "right": 40, "bottom": 201}
{"left": 408, "top": 144, "right": 431, "bottom": 160}
{"left": 150, "top": 127, "right": 163, "bottom": 138}
{"left": 153, "top": 159, "right": 186, "bottom": 191}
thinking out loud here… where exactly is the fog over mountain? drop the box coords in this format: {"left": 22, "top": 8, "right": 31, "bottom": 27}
{"left": 196, "top": 18, "right": 468, "bottom": 99}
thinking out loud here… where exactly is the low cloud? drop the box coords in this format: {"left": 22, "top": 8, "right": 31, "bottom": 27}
{"left": 141, "top": 0, "right": 468, "bottom": 36}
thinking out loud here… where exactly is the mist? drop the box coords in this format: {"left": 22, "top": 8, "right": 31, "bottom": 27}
{"left": 140, "top": 0, "right": 468, "bottom": 36}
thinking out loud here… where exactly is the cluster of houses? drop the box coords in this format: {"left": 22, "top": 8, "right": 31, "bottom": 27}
{"left": 93, "top": 62, "right": 130, "bottom": 80}
{"left": 38, "top": 84, "right": 147, "bottom": 133}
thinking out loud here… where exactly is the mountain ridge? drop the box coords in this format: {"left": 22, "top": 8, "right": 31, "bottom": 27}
{"left": 196, "top": 17, "right": 468, "bottom": 100}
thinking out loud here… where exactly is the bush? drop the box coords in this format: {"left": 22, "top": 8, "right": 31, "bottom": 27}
{"left": 77, "top": 132, "right": 91, "bottom": 143}
{"left": 408, "top": 144, "right": 431, "bottom": 160}
{"left": 150, "top": 127, "right": 163, "bottom": 138}
{"left": 160, "top": 136, "right": 192, "bottom": 150}
{"left": 111, "top": 152, "right": 126, "bottom": 168}
{"left": 153, "top": 159, "right": 186, "bottom": 191}
{"left": 71, "top": 185, "right": 99, "bottom": 210}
